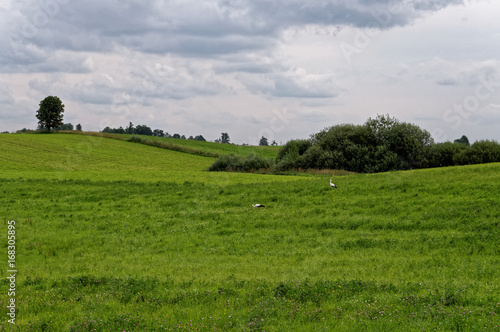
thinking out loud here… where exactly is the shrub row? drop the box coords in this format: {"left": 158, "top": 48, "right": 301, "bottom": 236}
{"left": 207, "top": 153, "right": 272, "bottom": 172}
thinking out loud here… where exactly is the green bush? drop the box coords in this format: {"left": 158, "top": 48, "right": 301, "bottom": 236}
{"left": 208, "top": 153, "right": 272, "bottom": 172}
{"left": 275, "top": 115, "right": 500, "bottom": 173}
{"left": 453, "top": 140, "right": 500, "bottom": 165}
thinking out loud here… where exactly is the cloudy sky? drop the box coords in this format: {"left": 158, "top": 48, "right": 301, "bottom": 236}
{"left": 1, "top": 0, "right": 499, "bottom": 144}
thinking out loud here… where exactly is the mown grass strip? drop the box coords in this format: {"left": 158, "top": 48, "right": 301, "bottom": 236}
{"left": 127, "top": 135, "right": 222, "bottom": 158}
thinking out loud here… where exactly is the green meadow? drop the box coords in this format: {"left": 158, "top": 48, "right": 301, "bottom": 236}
{"left": 1, "top": 133, "right": 499, "bottom": 331}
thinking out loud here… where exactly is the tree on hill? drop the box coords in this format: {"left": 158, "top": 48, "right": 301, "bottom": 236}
{"left": 259, "top": 136, "right": 269, "bottom": 146}
{"left": 220, "top": 132, "right": 230, "bottom": 144}
{"left": 194, "top": 135, "right": 206, "bottom": 141}
{"left": 76, "top": 124, "right": 82, "bottom": 131}
{"left": 36, "top": 96, "right": 65, "bottom": 132}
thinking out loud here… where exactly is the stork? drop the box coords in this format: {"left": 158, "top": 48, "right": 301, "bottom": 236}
{"left": 252, "top": 204, "right": 265, "bottom": 208}
{"left": 330, "top": 179, "right": 338, "bottom": 189}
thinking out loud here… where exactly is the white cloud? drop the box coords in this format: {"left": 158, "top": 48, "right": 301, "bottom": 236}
{"left": 242, "top": 67, "right": 340, "bottom": 98}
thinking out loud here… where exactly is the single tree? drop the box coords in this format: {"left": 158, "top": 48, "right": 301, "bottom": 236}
{"left": 36, "top": 96, "right": 64, "bottom": 132}
{"left": 126, "top": 122, "right": 134, "bottom": 134}
{"left": 259, "top": 136, "right": 269, "bottom": 146}
{"left": 221, "top": 132, "right": 230, "bottom": 144}
{"left": 76, "top": 123, "right": 82, "bottom": 131}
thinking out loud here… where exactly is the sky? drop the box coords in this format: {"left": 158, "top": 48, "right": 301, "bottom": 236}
{"left": 1, "top": 0, "right": 499, "bottom": 145}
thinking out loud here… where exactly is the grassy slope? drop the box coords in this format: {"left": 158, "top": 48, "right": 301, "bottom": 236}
{"left": 142, "top": 135, "right": 281, "bottom": 158}
{"left": 0, "top": 134, "right": 293, "bottom": 184}
{"left": 1, "top": 134, "right": 499, "bottom": 331}
{"left": 64, "top": 131, "right": 280, "bottom": 159}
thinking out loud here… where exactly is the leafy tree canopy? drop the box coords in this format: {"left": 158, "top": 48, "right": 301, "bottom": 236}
{"left": 36, "top": 96, "right": 65, "bottom": 132}
{"left": 454, "top": 135, "right": 470, "bottom": 146}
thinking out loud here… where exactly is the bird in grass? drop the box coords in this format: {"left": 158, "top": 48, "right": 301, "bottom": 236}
{"left": 330, "top": 179, "right": 338, "bottom": 189}
{"left": 252, "top": 204, "right": 265, "bottom": 208}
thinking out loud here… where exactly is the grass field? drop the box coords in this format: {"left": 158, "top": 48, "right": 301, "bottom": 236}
{"left": 0, "top": 133, "right": 294, "bottom": 184}
{"left": 61, "top": 131, "right": 281, "bottom": 159}
{"left": 1, "top": 133, "right": 499, "bottom": 331}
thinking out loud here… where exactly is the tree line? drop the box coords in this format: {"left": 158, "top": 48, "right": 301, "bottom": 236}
{"left": 101, "top": 122, "right": 206, "bottom": 141}
{"left": 26, "top": 96, "right": 279, "bottom": 146}
{"left": 209, "top": 114, "right": 500, "bottom": 173}
{"left": 274, "top": 114, "right": 500, "bottom": 173}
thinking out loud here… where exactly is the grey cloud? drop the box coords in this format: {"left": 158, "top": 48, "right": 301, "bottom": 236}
{"left": 0, "top": 80, "right": 15, "bottom": 105}
{"left": 1, "top": 40, "right": 94, "bottom": 73}
{"left": 70, "top": 77, "right": 117, "bottom": 105}
{"left": 126, "top": 60, "right": 230, "bottom": 101}
{"left": 4, "top": 0, "right": 466, "bottom": 61}
{"left": 428, "top": 58, "right": 500, "bottom": 86}
{"left": 242, "top": 68, "right": 341, "bottom": 99}
{"left": 28, "top": 76, "right": 68, "bottom": 98}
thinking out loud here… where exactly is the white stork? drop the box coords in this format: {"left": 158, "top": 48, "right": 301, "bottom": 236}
{"left": 252, "top": 204, "right": 265, "bottom": 208}
{"left": 330, "top": 179, "right": 338, "bottom": 189}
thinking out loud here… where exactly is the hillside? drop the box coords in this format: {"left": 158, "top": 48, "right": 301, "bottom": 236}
{"left": 1, "top": 132, "right": 499, "bottom": 331}
{"left": 66, "top": 131, "right": 280, "bottom": 159}
{"left": 0, "top": 133, "right": 293, "bottom": 183}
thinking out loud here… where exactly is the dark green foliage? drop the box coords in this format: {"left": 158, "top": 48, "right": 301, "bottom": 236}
{"left": 208, "top": 153, "right": 272, "bottom": 172}
{"left": 220, "top": 132, "right": 230, "bottom": 144}
{"left": 102, "top": 126, "right": 126, "bottom": 134}
{"left": 36, "top": 96, "right": 65, "bottom": 132}
{"left": 454, "top": 135, "right": 470, "bottom": 146}
{"left": 134, "top": 124, "right": 153, "bottom": 136}
{"left": 277, "top": 115, "right": 433, "bottom": 173}
{"left": 126, "top": 122, "right": 134, "bottom": 134}
{"left": 423, "top": 142, "right": 467, "bottom": 168}
{"left": 194, "top": 135, "right": 206, "bottom": 141}
{"left": 453, "top": 140, "right": 500, "bottom": 165}
{"left": 153, "top": 129, "right": 164, "bottom": 137}
{"left": 277, "top": 114, "right": 500, "bottom": 173}
{"left": 259, "top": 136, "right": 269, "bottom": 146}
{"left": 275, "top": 139, "right": 312, "bottom": 170}
{"left": 55, "top": 123, "right": 74, "bottom": 131}
{"left": 103, "top": 124, "right": 203, "bottom": 140}
{"left": 423, "top": 140, "right": 500, "bottom": 168}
